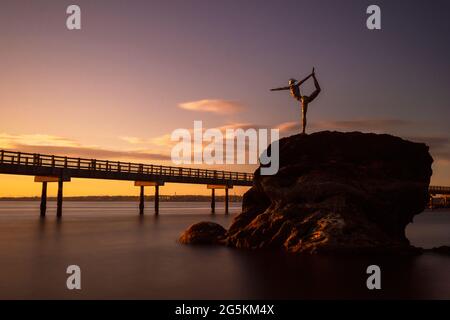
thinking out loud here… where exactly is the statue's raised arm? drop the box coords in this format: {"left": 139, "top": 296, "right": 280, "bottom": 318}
{"left": 295, "top": 68, "right": 315, "bottom": 87}
{"left": 270, "top": 86, "right": 291, "bottom": 91}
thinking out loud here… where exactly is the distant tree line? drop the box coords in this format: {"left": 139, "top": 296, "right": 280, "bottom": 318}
{"left": 0, "top": 195, "right": 243, "bottom": 202}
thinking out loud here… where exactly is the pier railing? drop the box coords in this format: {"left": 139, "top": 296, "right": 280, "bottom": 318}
{"left": 0, "top": 150, "right": 254, "bottom": 183}
{"left": 429, "top": 186, "right": 450, "bottom": 195}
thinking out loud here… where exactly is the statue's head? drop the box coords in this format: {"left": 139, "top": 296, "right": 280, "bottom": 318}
{"left": 288, "top": 78, "right": 297, "bottom": 86}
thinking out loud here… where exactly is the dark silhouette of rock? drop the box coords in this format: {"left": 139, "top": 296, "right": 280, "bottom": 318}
{"left": 180, "top": 131, "right": 434, "bottom": 254}
{"left": 226, "top": 131, "right": 433, "bottom": 254}
{"left": 179, "top": 221, "right": 226, "bottom": 245}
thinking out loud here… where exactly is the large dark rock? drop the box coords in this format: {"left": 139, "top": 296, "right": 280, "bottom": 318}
{"left": 226, "top": 131, "right": 433, "bottom": 254}
{"left": 180, "top": 131, "right": 434, "bottom": 254}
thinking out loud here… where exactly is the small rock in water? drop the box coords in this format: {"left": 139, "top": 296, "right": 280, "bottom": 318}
{"left": 179, "top": 221, "right": 227, "bottom": 245}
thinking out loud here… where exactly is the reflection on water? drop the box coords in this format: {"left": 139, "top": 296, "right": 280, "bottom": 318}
{"left": 0, "top": 202, "right": 449, "bottom": 299}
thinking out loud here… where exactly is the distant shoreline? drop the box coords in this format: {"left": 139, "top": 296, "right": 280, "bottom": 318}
{"left": 0, "top": 195, "right": 243, "bottom": 202}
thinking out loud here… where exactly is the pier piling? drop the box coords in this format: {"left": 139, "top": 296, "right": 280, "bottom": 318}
{"left": 139, "top": 185, "right": 145, "bottom": 215}
{"left": 211, "top": 188, "right": 215, "bottom": 214}
{"left": 225, "top": 187, "right": 229, "bottom": 214}
{"left": 40, "top": 182, "right": 47, "bottom": 217}
{"left": 35, "top": 175, "right": 70, "bottom": 217}
{"left": 57, "top": 176, "right": 63, "bottom": 218}
{"left": 155, "top": 185, "right": 159, "bottom": 215}
{"left": 135, "top": 181, "right": 162, "bottom": 215}
{"left": 207, "top": 184, "right": 232, "bottom": 214}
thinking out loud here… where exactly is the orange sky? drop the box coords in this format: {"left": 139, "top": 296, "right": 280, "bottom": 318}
{"left": 0, "top": 174, "right": 249, "bottom": 197}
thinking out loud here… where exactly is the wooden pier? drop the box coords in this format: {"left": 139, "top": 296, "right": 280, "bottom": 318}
{"left": 428, "top": 186, "right": 450, "bottom": 209}
{"left": 0, "top": 150, "right": 253, "bottom": 217}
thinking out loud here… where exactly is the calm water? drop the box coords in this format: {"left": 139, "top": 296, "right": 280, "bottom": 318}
{"left": 0, "top": 201, "right": 449, "bottom": 299}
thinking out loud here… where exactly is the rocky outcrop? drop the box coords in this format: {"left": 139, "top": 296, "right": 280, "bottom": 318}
{"left": 181, "top": 131, "right": 434, "bottom": 254}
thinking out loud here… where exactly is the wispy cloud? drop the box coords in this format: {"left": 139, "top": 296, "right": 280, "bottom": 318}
{"left": 0, "top": 133, "right": 79, "bottom": 148}
{"left": 0, "top": 133, "right": 170, "bottom": 161}
{"left": 178, "top": 99, "right": 243, "bottom": 114}
{"left": 275, "top": 121, "right": 300, "bottom": 133}
{"left": 131, "top": 122, "right": 271, "bottom": 165}
{"left": 119, "top": 136, "right": 152, "bottom": 145}
{"left": 149, "top": 122, "right": 268, "bottom": 148}
{"left": 12, "top": 144, "right": 170, "bottom": 161}
{"left": 312, "top": 118, "right": 412, "bottom": 131}
{"left": 218, "top": 123, "right": 267, "bottom": 131}
{"left": 151, "top": 134, "right": 173, "bottom": 147}
{"left": 406, "top": 136, "right": 450, "bottom": 163}
{"left": 276, "top": 118, "right": 412, "bottom": 134}
{"left": 274, "top": 122, "right": 450, "bottom": 163}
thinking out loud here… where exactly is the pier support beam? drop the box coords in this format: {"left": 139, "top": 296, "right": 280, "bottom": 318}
{"left": 225, "top": 187, "right": 229, "bottom": 215}
{"left": 139, "top": 186, "right": 145, "bottom": 215}
{"left": 207, "top": 184, "right": 233, "bottom": 214}
{"left": 211, "top": 188, "right": 215, "bottom": 214}
{"left": 135, "top": 181, "right": 163, "bottom": 215}
{"left": 40, "top": 182, "right": 47, "bottom": 217}
{"left": 155, "top": 185, "right": 159, "bottom": 215}
{"left": 57, "top": 176, "right": 63, "bottom": 218}
{"left": 35, "top": 175, "right": 70, "bottom": 218}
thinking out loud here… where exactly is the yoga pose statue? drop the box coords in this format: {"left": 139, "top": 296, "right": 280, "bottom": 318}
{"left": 270, "top": 68, "right": 321, "bottom": 134}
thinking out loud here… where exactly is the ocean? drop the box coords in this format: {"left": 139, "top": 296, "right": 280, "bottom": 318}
{"left": 0, "top": 201, "right": 449, "bottom": 299}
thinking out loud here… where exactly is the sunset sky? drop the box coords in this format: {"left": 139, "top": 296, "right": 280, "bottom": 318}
{"left": 1, "top": 0, "right": 449, "bottom": 197}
